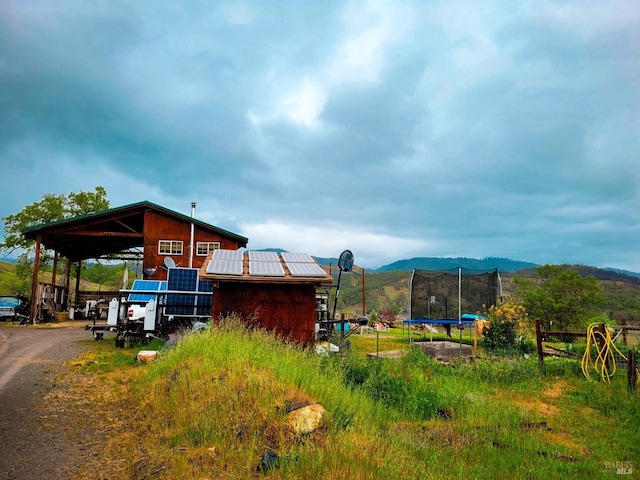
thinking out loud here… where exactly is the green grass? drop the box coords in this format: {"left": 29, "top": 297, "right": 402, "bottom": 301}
{"left": 75, "top": 319, "right": 639, "bottom": 479}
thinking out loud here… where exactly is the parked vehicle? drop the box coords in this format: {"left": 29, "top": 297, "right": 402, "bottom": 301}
{"left": 128, "top": 304, "right": 146, "bottom": 321}
{"left": 0, "top": 296, "right": 28, "bottom": 321}
{"left": 0, "top": 296, "right": 20, "bottom": 320}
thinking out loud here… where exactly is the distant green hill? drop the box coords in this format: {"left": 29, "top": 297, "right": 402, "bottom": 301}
{"left": 375, "top": 257, "right": 538, "bottom": 273}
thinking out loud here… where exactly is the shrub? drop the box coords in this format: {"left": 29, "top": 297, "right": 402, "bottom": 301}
{"left": 483, "top": 302, "right": 534, "bottom": 356}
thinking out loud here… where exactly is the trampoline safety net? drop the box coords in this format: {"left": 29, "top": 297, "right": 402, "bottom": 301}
{"left": 409, "top": 268, "right": 499, "bottom": 320}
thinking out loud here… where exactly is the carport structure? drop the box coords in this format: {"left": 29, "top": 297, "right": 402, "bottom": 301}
{"left": 21, "top": 201, "right": 247, "bottom": 322}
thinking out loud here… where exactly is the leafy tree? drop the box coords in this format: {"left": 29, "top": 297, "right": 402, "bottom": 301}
{"left": 1, "top": 186, "right": 109, "bottom": 254}
{"left": 513, "top": 264, "right": 606, "bottom": 331}
{"left": 1, "top": 187, "right": 109, "bottom": 281}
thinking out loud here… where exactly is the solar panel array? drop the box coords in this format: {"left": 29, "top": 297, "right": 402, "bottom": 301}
{"left": 166, "top": 267, "right": 212, "bottom": 316}
{"left": 204, "top": 250, "right": 329, "bottom": 279}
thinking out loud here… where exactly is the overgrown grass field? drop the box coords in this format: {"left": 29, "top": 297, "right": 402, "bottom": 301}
{"left": 70, "top": 321, "right": 639, "bottom": 479}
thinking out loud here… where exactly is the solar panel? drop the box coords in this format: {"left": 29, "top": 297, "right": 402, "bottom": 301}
{"left": 166, "top": 268, "right": 199, "bottom": 315}
{"left": 286, "top": 262, "right": 327, "bottom": 276}
{"left": 213, "top": 249, "right": 244, "bottom": 261}
{"left": 168, "top": 268, "right": 198, "bottom": 291}
{"left": 249, "top": 261, "right": 285, "bottom": 276}
{"left": 249, "top": 251, "right": 280, "bottom": 262}
{"left": 281, "top": 252, "right": 315, "bottom": 263}
{"left": 128, "top": 280, "right": 167, "bottom": 302}
{"left": 197, "top": 280, "right": 213, "bottom": 316}
{"left": 206, "top": 259, "right": 243, "bottom": 275}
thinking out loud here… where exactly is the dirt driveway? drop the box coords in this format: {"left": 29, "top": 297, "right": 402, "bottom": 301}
{"left": 0, "top": 322, "right": 95, "bottom": 480}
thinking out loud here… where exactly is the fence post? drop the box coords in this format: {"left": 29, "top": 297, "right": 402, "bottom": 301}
{"left": 535, "top": 319, "right": 544, "bottom": 368}
{"left": 628, "top": 350, "right": 637, "bottom": 393}
{"left": 621, "top": 318, "right": 628, "bottom": 346}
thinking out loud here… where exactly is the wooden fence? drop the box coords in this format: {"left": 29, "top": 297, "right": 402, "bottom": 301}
{"left": 535, "top": 319, "right": 639, "bottom": 391}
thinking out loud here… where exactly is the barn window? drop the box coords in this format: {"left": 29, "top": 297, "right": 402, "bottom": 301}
{"left": 196, "top": 242, "right": 220, "bottom": 256}
{"left": 159, "top": 240, "right": 183, "bottom": 255}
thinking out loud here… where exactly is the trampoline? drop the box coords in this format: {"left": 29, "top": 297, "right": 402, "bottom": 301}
{"left": 406, "top": 266, "right": 498, "bottom": 349}
{"left": 402, "top": 315, "right": 486, "bottom": 342}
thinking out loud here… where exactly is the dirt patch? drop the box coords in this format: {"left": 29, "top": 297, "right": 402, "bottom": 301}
{"left": 0, "top": 324, "right": 129, "bottom": 480}
{"left": 519, "top": 400, "right": 560, "bottom": 417}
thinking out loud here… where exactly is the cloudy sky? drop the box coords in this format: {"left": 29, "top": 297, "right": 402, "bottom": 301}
{"left": 1, "top": 1, "right": 639, "bottom": 271}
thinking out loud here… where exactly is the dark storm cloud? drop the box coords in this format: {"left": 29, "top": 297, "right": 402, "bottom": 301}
{"left": 0, "top": 1, "right": 638, "bottom": 270}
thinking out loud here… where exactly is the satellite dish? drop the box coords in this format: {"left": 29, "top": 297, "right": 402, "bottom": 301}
{"left": 337, "top": 250, "right": 354, "bottom": 272}
{"left": 164, "top": 257, "right": 176, "bottom": 269}
{"left": 144, "top": 267, "right": 157, "bottom": 277}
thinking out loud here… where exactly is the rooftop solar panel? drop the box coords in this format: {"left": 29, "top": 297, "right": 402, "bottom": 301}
{"left": 286, "top": 262, "right": 328, "bottom": 276}
{"left": 281, "top": 252, "right": 315, "bottom": 263}
{"left": 249, "top": 251, "right": 280, "bottom": 262}
{"left": 206, "top": 259, "right": 243, "bottom": 275}
{"left": 213, "top": 249, "right": 244, "bottom": 261}
{"left": 249, "top": 261, "right": 285, "bottom": 276}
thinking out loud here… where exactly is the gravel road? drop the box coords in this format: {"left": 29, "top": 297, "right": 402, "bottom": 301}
{"left": 0, "top": 322, "right": 93, "bottom": 480}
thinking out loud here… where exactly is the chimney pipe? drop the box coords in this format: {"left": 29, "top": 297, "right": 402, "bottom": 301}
{"left": 189, "top": 202, "right": 196, "bottom": 268}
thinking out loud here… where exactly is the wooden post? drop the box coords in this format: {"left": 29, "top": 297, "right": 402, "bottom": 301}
{"left": 64, "top": 261, "right": 71, "bottom": 308}
{"left": 628, "top": 350, "right": 637, "bottom": 393}
{"left": 30, "top": 236, "right": 42, "bottom": 323}
{"left": 75, "top": 261, "right": 82, "bottom": 304}
{"left": 361, "top": 269, "right": 366, "bottom": 316}
{"left": 535, "top": 319, "right": 544, "bottom": 368}
{"left": 621, "top": 318, "right": 628, "bottom": 346}
{"left": 473, "top": 320, "right": 478, "bottom": 355}
{"left": 51, "top": 251, "right": 58, "bottom": 288}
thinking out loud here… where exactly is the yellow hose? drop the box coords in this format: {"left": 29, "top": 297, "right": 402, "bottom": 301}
{"left": 581, "top": 323, "right": 638, "bottom": 383}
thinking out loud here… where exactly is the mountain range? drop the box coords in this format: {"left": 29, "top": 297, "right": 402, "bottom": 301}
{"left": 312, "top": 254, "right": 640, "bottom": 280}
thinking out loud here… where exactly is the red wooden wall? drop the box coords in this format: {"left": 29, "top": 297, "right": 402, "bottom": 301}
{"left": 211, "top": 282, "right": 317, "bottom": 345}
{"left": 143, "top": 210, "right": 243, "bottom": 280}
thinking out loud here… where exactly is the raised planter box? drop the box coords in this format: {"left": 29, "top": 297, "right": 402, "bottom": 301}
{"left": 413, "top": 341, "right": 472, "bottom": 360}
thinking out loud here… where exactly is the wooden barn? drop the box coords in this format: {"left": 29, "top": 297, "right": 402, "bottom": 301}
{"left": 200, "top": 250, "right": 333, "bottom": 346}
{"left": 21, "top": 201, "right": 247, "bottom": 320}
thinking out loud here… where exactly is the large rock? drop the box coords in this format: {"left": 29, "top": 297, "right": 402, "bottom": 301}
{"left": 286, "top": 404, "right": 326, "bottom": 435}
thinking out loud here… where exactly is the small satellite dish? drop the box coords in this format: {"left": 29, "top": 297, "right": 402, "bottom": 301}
{"left": 144, "top": 267, "right": 157, "bottom": 277}
{"left": 164, "top": 257, "right": 176, "bottom": 269}
{"left": 337, "top": 250, "right": 354, "bottom": 272}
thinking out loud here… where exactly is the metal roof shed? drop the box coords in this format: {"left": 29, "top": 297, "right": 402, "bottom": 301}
{"left": 200, "top": 250, "right": 333, "bottom": 346}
